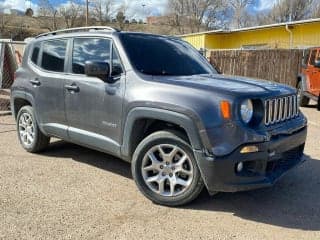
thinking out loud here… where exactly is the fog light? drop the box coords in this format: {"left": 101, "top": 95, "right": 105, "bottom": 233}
{"left": 240, "top": 146, "right": 259, "bottom": 154}
{"left": 236, "top": 162, "right": 244, "bottom": 172}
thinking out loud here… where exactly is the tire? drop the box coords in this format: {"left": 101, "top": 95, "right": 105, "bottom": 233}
{"left": 16, "top": 106, "right": 50, "bottom": 153}
{"left": 297, "top": 81, "right": 310, "bottom": 107}
{"left": 132, "top": 130, "right": 204, "bottom": 206}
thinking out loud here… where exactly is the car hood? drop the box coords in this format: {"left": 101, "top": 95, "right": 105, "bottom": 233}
{"left": 152, "top": 74, "right": 295, "bottom": 98}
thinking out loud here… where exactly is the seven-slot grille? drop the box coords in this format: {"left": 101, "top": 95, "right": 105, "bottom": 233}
{"left": 264, "top": 95, "right": 299, "bottom": 126}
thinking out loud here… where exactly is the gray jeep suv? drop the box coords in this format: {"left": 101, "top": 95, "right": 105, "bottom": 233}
{"left": 11, "top": 27, "right": 307, "bottom": 206}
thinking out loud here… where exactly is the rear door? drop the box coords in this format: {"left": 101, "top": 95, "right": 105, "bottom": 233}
{"left": 30, "top": 38, "right": 69, "bottom": 138}
{"left": 64, "top": 37, "right": 125, "bottom": 156}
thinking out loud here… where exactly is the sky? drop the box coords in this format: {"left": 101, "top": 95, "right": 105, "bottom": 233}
{"left": 0, "top": 0, "right": 278, "bottom": 18}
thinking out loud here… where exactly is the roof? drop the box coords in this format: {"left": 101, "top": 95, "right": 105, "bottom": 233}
{"left": 179, "top": 18, "right": 320, "bottom": 37}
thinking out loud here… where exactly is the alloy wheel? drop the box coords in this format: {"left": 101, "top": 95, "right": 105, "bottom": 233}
{"left": 141, "top": 144, "right": 194, "bottom": 197}
{"left": 18, "top": 112, "right": 35, "bottom": 146}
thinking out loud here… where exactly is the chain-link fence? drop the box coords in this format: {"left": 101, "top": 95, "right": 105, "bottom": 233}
{"left": 0, "top": 40, "right": 26, "bottom": 112}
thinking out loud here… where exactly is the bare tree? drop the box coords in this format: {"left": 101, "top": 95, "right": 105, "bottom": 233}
{"left": 116, "top": 11, "right": 126, "bottom": 30}
{"left": 267, "top": 0, "right": 314, "bottom": 23}
{"left": 92, "top": 0, "right": 114, "bottom": 24}
{"left": 312, "top": 0, "right": 320, "bottom": 17}
{"left": 59, "top": 0, "right": 84, "bottom": 28}
{"left": 25, "top": 8, "right": 34, "bottom": 17}
{"left": 229, "top": 0, "right": 253, "bottom": 29}
{"left": 167, "top": 0, "right": 224, "bottom": 33}
{"left": 0, "top": 13, "right": 11, "bottom": 37}
{"left": 167, "top": 0, "right": 186, "bottom": 33}
{"left": 38, "top": 0, "right": 54, "bottom": 17}
{"left": 38, "top": 0, "right": 58, "bottom": 30}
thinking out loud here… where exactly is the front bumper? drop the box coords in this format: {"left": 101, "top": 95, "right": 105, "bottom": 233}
{"left": 194, "top": 126, "right": 307, "bottom": 195}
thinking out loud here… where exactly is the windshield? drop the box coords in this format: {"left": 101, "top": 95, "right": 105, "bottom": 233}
{"left": 119, "top": 33, "right": 217, "bottom": 76}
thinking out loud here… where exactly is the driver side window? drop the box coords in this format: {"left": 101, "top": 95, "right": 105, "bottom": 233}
{"left": 72, "top": 38, "right": 111, "bottom": 74}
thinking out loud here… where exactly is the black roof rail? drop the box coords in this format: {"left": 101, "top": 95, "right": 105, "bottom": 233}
{"left": 35, "top": 26, "right": 120, "bottom": 38}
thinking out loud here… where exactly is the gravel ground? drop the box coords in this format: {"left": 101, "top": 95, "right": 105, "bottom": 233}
{"left": 0, "top": 107, "right": 319, "bottom": 240}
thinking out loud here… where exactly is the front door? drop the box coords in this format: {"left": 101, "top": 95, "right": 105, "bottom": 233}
{"left": 64, "top": 37, "right": 125, "bottom": 156}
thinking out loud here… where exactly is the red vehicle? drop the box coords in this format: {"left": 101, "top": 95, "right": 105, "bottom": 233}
{"left": 297, "top": 47, "right": 320, "bottom": 110}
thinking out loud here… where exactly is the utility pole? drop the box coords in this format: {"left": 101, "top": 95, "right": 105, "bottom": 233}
{"left": 142, "top": 3, "right": 146, "bottom": 23}
{"left": 86, "top": 0, "right": 89, "bottom": 26}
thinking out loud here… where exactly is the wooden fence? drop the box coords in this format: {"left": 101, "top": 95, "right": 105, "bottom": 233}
{"left": 209, "top": 49, "right": 304, "bottom": 87}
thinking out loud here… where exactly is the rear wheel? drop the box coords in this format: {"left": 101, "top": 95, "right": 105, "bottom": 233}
{"left": 17, "top": 106, "right": 50, "bottom": 153}
{"left": 132, "top": 131, "right": 204, "bottom": 206}
{"left": 297, "top": 81, "right": 309, "bottom": 107}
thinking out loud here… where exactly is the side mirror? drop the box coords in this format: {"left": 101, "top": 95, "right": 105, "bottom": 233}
{"left": 315, "top": 59, "right": 320, "bottom": 68}
{"left": 85, "top": 61, "right": 110, "bottom": 82}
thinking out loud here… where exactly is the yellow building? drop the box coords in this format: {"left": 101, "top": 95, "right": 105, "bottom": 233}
{"left": 180, "top": 18, "right": 320, "bottom": 50}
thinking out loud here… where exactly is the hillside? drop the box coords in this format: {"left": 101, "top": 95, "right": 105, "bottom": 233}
{"left": 0, "top": 14, "right": 195, "bottom": 40}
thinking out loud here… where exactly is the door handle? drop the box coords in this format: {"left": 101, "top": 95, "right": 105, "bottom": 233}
{"left": 65, "top": 84, "right": 79, "bottom": 92}
{"left": 30, "top": 79, "right": 41, "bottom": 86}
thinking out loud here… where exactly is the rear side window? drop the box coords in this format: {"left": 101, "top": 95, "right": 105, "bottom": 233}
{"left": 31, "top": 44, "right": 40, "bottom": 65}
{"left": 72, "top": 38, "right": 111, "bottom": 74}
{"left": 41, "top": 39, "right": 67, "bottom": 72}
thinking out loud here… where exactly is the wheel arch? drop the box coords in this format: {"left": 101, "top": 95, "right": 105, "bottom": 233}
{"left": 121, "top": 107, "right": 204, "bottom": 161}
{"left": 11, "top": 91, "right": 34, "bottom": 119}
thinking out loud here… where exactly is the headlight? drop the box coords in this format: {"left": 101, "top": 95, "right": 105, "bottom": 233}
{"left": 240, "top": 99, "right": 253, "bottom": 124}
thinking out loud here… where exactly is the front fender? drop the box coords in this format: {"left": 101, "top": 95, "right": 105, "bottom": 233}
{"left": 121, "top": 107, "right": 208, "bottom": 160}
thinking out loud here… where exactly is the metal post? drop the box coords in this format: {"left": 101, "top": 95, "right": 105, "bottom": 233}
{"left": 86, "top": 0, "right": 89, "bottom": 26}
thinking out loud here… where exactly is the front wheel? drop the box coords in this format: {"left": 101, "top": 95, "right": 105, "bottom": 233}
{"left": 297, "top": 81, "right": 310, "bottom": 107}
{"left": 132, "top": 131, "right": 204, "bottom": 206}
{"left": 16, "top": 106, "right": 50, "bottom": 153}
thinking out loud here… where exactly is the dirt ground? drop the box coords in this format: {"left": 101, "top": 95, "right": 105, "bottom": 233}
{"left": 0, "top": 106, "right": 319, "bottom": 240}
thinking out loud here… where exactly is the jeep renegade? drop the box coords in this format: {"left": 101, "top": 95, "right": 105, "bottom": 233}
{"left": 11, "top": 27, "right": 308, "bottom": 206}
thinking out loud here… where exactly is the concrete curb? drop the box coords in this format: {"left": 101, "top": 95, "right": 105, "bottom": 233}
{"left": 0, "top": 111, "right": 12, "bottom": 116}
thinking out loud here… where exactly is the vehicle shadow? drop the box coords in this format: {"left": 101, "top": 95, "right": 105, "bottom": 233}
{"left": 43, "top": 141, "right": 320, "bottom": 231}
{"left": 188, "top": 154, "right": 320, "bottom": 231}
{"left": 44, "top": 140, "right": 132, "bottom": 179}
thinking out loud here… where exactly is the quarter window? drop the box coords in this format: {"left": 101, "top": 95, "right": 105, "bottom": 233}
{"left": 111, "top": 45, "right": 123, "bottom": 76}
{"left": 72, "top": 38, "right": 111, "bottom": 74}
{"left": 41, "top": 39, "right": 67, "bottom": 72}
{"left": 31, "top": 44, "right": 40, "bottom": 65}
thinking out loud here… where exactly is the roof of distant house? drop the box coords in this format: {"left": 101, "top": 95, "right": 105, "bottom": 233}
{"left": 180, "top": 18, "right": 320, "bottom": 37}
